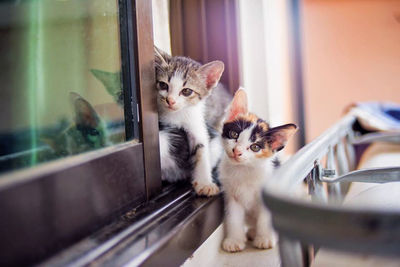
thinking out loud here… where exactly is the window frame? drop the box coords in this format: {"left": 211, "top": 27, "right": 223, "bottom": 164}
{"left": 0, "top": 0, "right": 161, "bottom": 265}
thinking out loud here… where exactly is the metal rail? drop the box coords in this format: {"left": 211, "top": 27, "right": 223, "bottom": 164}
{"left": 268, "top": 114, "right": 356, "bottom": 195}
{"left": 262, "top": 114, "right": 400, "bottom": 267}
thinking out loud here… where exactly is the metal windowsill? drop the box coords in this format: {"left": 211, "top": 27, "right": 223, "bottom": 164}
{"left": 0, "top": 141, "right": 141, "bottom": 190}
{"left": 39, "top": 183, "right": 224, "bottom": 267}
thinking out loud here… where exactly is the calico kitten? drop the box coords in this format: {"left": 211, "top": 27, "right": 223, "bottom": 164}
{"left": 155, "top": 47, "right": 230, "bottom": 196}
{"left": 42, "top": 92, "right": 108, "bottom": 156}
{"left": 220, "top": 89, "right": 297, "bottom": 252}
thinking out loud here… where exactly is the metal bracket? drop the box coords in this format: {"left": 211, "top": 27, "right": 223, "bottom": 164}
{"left": 320, "top": 167, "right": 400, "bottom": 184}
{"left": 321, "top": 168, "right": 335, "bottom": 177}
{"left": 352, "top": 132, "right": 400, "bottom": 145}
{"left": 309, "top": 162, "right": 328, "bottom": 203}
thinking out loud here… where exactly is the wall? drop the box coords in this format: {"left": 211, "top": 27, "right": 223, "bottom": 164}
{"left": 238, "top": 0, "right": 298, "bottom": 153}
{"left": 152, "top": 0, "right": 171, "bottom": 54}
{"left": 238, "top": 0, "right": 293, "bottom": 127}
{"left": 302, "top": 0, "right": 400, "bottom": 141}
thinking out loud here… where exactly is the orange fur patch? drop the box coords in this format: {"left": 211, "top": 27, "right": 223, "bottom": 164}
{"left": 227, "top": 113, "right": 260, "bottom": 124}
{"left": 256, "top": 148, "right": 273, "bottom": 158}
{"left": 258, "top": 121, "right": 269, "bottom": 131}
{"left": 242, "top": 113, "right": 258, "bottom": 123}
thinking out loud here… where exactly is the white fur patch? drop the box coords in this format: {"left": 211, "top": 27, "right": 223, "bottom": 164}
{"left": 220, "top": 150, "right": 276, "bottom": 251}
{"left": 159, "top": 131, "right": 179, "bottom": 181}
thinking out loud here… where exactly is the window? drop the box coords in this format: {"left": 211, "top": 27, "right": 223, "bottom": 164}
{"left": 0, "top": 0, "right": 137, "bottom": 174}
{"left": 0, "top": 0, "right": 160, "bottom": 265}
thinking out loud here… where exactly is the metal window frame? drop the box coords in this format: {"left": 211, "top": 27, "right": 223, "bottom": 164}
{"left": 0, "top": 0, "right": 161, "bottom": 266}
{"left": 38, "top": 184, "right": 224, "bottom": 267}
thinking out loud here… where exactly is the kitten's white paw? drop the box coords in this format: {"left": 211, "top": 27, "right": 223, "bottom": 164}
{"left": 222, "top": 238, "right": 245, "bottom": 252}
{"left": 253, "top": 235, "right": 276, "bottom": 249}
{"left": 193, "top": 181, "right": 219, "bottom": 197}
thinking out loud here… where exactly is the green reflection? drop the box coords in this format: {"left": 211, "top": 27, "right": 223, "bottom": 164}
{"left": 0, "top": 0, "right": 128, "bottom": 174}
{"left": 91, "top": 69, "right": 123, "bottom": 106}
{"left": 28, "top": 0, "right": 40, "bottom": 165}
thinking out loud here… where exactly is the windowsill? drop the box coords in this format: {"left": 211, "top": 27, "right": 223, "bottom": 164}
{"left": 182, "top": 225, "right": 280, "bottom": 267}
{"left": 39, "top": 183, "right": 223, "bottom": 266}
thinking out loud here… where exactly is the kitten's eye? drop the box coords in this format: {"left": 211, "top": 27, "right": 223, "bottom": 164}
{"left": 181, "top": 88, "right": 193, "bottom": 97}
{"left": 158, "top": 81, "right": 169, "bottom": 91}
{"left": 89, "top": 129, "right": 100, "bottom": 136}
{"left": 250, "top": 144, "right": 261, "bottom": 152}
{"left": 229, "top": 130, "right": 239, "bottom": 139}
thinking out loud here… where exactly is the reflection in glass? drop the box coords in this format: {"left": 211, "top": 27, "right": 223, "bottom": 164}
{"left": 0, "top": 0, "right": 133, "bottom": 173}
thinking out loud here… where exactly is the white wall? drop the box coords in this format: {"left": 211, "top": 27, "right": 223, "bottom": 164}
{"left": 238, "top": 0, "right": 297, "bottom": 152}
{"left": 237, "top": 0, "right": 293, "bottom": 127}
{"left": 152, "top": 0, "right": 171, "bottom": 54}
{"left": 237, "top": 0, "right": 269, "bottom": 121}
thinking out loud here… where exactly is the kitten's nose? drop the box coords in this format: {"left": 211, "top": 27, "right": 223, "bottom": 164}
{"left": 166, "top": 97, "right": 176, "bottom": 106}
{"left": 232, "top": 148, "right": 242, "bottom": 157}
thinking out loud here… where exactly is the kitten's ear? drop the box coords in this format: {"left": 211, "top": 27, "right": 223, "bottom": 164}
{"left": 70, "top": 92, "right": 100, "bottom": 128}
{"left": 226, "top": 88, "right": 248, "bottom": 121}
{"left": 267, "top": 123, "right": 298, "bottom": 152}
{"left": 154, "top": 46, "right": 170, "bottom": 67}
{"left": 198, "top": 61, "right": 224, "bottom": 90}
{"left": 90, "top": 69, "right": 123, "bottom": 105}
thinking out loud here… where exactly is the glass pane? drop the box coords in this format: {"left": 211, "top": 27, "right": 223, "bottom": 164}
{"left": 0, "top": 0, "right": 137, "bottom": 174}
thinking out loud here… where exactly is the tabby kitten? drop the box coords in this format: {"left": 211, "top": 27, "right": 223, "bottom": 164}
{"left": 155, "top": 47, "right": 230, "bottom": 196}
{"left": 220, "top": 89, "right": 297, "bottom": 252}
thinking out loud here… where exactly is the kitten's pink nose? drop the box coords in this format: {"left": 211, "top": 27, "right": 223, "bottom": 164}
{"left": 166, "top": 97, "right": 176, "bottom": 106}
{"left": 232, "top": 148, "right": 242, "bottom": 157}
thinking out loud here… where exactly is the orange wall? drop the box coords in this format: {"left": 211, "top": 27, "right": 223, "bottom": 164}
{"left": 301, "top": 0, "right": 400, "bottom": 141}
